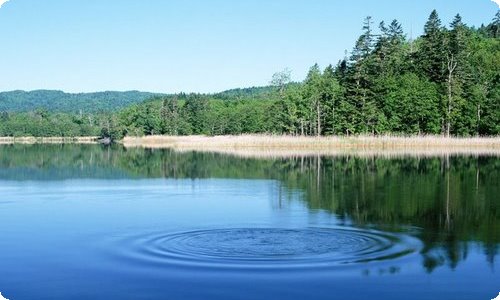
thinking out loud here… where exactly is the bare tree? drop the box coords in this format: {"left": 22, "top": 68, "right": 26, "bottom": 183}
{"left": 446, "top": 54, "right": 458, "bottom": 137}
{"left": 270, "top": 68, "right": 292, "bottom": 96}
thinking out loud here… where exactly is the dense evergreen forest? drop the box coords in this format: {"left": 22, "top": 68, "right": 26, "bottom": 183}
{"left": 1, "top": 10, "right": 499, "bottom": 139}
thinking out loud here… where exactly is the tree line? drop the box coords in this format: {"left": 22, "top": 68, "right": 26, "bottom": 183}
{"left": 1, "top": 10, "right": 499, "bottom": 139}
{"left": 116, "top": 10, "right": 500, "bottom": 138}
{"left": 0, "top": 109, "right": 110, "bottom": 137}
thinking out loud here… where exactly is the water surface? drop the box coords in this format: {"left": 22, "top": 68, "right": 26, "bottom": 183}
{"left": 0, "top": 145, "right": 499, "bottom": 300}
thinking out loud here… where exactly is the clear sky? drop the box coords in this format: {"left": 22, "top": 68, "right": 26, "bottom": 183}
{"left": 0, "top": 0, "right": 498, "bottom": 93}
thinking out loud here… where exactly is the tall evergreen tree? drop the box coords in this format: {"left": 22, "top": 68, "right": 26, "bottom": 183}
{"left": 444, "top": 14, "right": 471, "bottom": 136}
{"left": 320, "top": 65, "right": 341, "bottom": 135}
{"left": 488, "top": 11, "right": 500, "bottom": 38}
{"left": 418, "top": 10, "right": 447, "bottom": 83}
{"left": 346, "top": 16, "right": 383, "bottom": 134}
{"left": 351, "top": 16, "right": 375, "bottom": 63}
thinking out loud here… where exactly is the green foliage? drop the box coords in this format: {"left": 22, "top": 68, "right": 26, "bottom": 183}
{"left": 382, "top": 74, "right": 441, "bottom": 134}
{"left": 418, "top": 10, "right": 447, "bottom": 83}
{"left": 0, "top": 110, "right": 102, "bottom": 137}
{"left": 212, "top": 86, "right": 277, "bottom": 101}
{"left": 117, "top": 93, "right": 278, "bottom": 137}
{"left": 1, "top": 10, "right": 499, "bottom": 138}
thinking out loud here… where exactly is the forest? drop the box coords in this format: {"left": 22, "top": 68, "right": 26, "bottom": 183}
{"left": 0, "top": 10, "right": 499, "bottom": 139}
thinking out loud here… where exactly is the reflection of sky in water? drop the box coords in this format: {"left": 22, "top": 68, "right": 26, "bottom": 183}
{"left": 0, "top": 145, "right": 499, "bottom": 300}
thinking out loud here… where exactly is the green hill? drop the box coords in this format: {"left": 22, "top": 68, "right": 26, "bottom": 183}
{"left": 0, "top": 90, "right": 161, "bottom": 113}
{"left": 0, "top": 87, "right": 279, "bottom": 113}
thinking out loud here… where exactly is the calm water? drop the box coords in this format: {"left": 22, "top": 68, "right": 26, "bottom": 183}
{"left": 0, "top": 145, "right": 499, "bottom": 300}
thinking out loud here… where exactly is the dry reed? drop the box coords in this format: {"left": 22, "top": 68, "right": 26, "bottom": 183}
{"left": 123, "top": 135, "right": 500, "bottom": 158}
{"left": 0, "top": 136, "right": 99, "bottom": 144}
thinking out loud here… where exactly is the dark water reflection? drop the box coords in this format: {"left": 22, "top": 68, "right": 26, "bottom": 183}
{"left": 0, "top": 144, "right": 499, "bottom": 300}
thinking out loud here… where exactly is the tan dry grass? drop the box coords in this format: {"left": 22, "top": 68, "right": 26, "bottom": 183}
{"left": 0, "top": 136, "right": 99, "bottom": 144}
{"left": 123, "top": 135, "right": 500, "bottom": 158}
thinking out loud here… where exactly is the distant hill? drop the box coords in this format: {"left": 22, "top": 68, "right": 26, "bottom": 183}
{"left": 213, "top": 86, "right": 277, "bottom": 100}
{"left": 213, "top": 84, "right": 299, "bottom": 100}
{"left": 0, "top": 86, "right": 282, "bottom": 113}
{"left": 0, "top": 90, "right": 161, "bottom": 113}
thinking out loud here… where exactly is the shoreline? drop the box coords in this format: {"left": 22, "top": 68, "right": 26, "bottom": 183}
{"left": 122, "top": 135, "right": 500, "bottom": 157}
{"left": 2, "top": 135, "right": 500, "bottom": 157}
{"left": 0, "top": 136, "right": 99, "bottom": 144}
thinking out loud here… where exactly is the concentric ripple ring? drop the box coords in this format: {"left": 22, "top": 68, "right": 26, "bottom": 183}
{"left": 112, "top": 228, "right": 421, "bottom": 269}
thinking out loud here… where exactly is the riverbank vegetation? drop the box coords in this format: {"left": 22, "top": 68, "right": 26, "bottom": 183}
{"left": 122, "top": 135, "right": 500, "bottom": 157}
{"left": 0, "top": 136, "right": 97, "bottom": 144}
{"left": 114, "top": 10, "right": 500, "bottom": 139}
{"left": 0, "top": 10, "right": 499, "bottom": 140}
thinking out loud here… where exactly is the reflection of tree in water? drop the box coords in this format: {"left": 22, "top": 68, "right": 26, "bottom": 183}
{"left": 275, "top": 154, "right": 500, "bottom": 273}
{"left": 0, "top": 144, "right": 499, "bottom": 272}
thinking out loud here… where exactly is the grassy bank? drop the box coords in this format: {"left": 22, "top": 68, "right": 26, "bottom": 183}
{"left": 0, "top": 136, "right": 99, "bottom": 144}
{"left": 2, "top": 135, "right": 499, "bottom": 157}
{"left": 122, "top": 135, "right": 500, "bottom": 157}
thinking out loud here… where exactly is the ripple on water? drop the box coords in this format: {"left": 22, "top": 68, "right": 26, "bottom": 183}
{"left": 109, "top": 228, "right": 421, "bottom": 270}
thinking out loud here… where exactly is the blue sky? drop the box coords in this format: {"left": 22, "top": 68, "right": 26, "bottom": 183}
{"left": 0, "top": 0, "right": 498, "bottom": 93}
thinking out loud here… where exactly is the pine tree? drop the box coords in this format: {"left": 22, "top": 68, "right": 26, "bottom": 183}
{"left": 418, "top": 10, "right": 446, "bottom": 83}
{"left": 388, "top": 19, "right": 404, "bottom": 44}
{"left": 346, "top": 16, "right": 381, "bottom": 134}
{"left": 444, "top": 14, "right": 471, "bottom": 136}
{"left": 351, "top": 16, "right": 375, "bottom": 63}
{"left": 320, "top": 65, "right": 341, "bottom": 135}
{"left": 374, "top": 19, "right": 406, "bottom": 76}
{"left": 489, "top": 11, "right": 500, "bottom": 38}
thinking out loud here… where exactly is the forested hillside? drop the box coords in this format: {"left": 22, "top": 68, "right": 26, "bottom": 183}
{"left": 0, "top": 88, "right": 276, "bottom": 137}
{"left": 213, "top": 86, "right": 278, "bottom": 100}
{"left": 116, "top": 10, "right": 500, "bottom": 138}
{"left": 0, "top": 90, "right": 159, "bottom": 113}
{"left": 1, "top": 10, "right": 499, "bottom": 139}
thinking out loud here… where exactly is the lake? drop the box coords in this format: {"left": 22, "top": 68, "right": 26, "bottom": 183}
{"left": 0, "top": 144, "right": 499, "bottom": 300}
